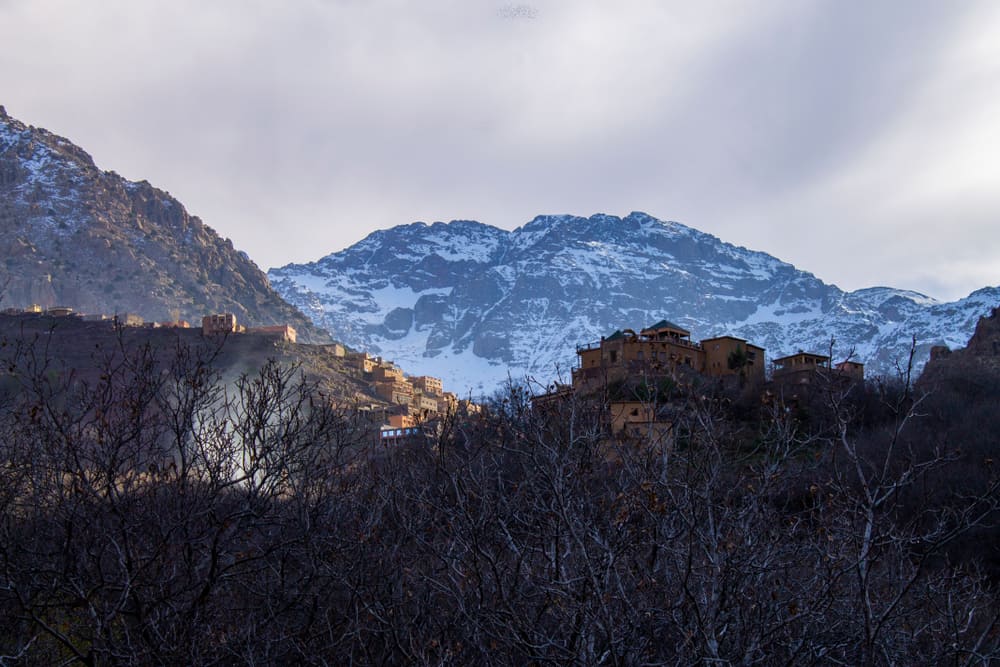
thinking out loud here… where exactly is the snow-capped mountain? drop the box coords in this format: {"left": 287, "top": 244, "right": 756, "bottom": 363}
{"left": 270, "top": 213, "right": 998, "bottom": 394}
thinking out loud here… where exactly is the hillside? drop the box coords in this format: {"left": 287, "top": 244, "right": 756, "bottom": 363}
{"left": 0, "top": 106, "right": 329, "bottom": 342}
{"left": 269, "top": 212, "right": 1000, "bottom": 392}
{"left": 0, "top": 313, "right": 369, "bottom": 405}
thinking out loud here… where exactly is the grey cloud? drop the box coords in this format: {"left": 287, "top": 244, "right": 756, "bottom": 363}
{"left": 1, "top": 1, "right": 997, "bottom": 301}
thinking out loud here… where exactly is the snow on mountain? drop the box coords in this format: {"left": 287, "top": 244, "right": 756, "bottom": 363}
{"left": 269, "top": 212, "right": 999, "bottom": 394}
{"left": 0, "top": 106, "right": 328, "bottom": 340}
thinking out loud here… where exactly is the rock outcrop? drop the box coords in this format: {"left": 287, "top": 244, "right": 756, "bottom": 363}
{"left": 0, "top": 106, "right": 328, "bottom": 341}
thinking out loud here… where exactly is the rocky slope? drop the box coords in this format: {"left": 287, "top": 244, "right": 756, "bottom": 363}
{"left": 0, "top": 106, "right": 328, "bottom": 341}
{"left": 269, "top": 212, "right": 999, "bottom": 392}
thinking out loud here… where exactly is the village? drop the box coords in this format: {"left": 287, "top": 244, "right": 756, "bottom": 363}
{"left": 0, "top": 304, "right": 476, "bottom": 444}
{"left": 536, "top": 318, "right": 866, "bottom": 442}
{"left": 0, "top": 304, "right": 872, "bottom": 447}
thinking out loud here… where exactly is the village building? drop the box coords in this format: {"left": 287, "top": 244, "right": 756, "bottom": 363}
{"left": 834, "top": 360, "right": 865, "bottom": 381}
{"left": 411, "top": 375, "right": 443, "bottom": 396}
{"left": 371, "top": 362, "right": 404, "bottom": 383}
{"left": 346, "top": 351, "right": 377, "bottom": 373}
{"left": 202, "top": 313, "right": 296, "bottom": 341}
{"left": 609, "top": 401, "right": 674, "bottom": 443}
{"left": 770, "top": 351, "right": 864, "bottom": 398}
{"left": 411, "top": 391, "right": 439, "bottom": 415}
{"left": 202, "top": 313, "right": 241, "bottom": 335}
{"left": 388, "top": 413, "right": 416, "bottom": 429}
{"left": 117, "top": 313, "right": 145, "bottom": 327}
{"left": 702, "top": 335, "right": 766, "bottom": 386}
{"left": 437, "top": 391, "right": 459, "bottom": 415}
{"left": 323, "top": 343, "right": 346, "bottom": 357}
{"left": 374, "top": 379, "right": 414, "bottom": 405}
{"left": 246, "top": 324, "right": 297, "bottom": 343}
{"left": 379, "top": 423, "right": 436, "bottom": 447}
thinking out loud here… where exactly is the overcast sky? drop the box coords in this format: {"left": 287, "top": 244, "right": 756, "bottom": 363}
{"left": 2, "top": 0, "right": 999, "bottom": 301}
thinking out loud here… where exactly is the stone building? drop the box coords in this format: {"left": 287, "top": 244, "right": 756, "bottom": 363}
{"left": 247, "top": 324, "right": 297, "bottom": 343}
{"left": 411, "top": 375, "right": 443, "bottom": 395}
{"left": 770, "top": 350, "right": 864, "bottom": 399}
{"left": 202, "top": 313, "right": 241, "bottom": 335}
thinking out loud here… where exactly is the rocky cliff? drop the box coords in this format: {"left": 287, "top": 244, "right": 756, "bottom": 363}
{"left": 0, "top": 106, "right": 328, "bottom": 341}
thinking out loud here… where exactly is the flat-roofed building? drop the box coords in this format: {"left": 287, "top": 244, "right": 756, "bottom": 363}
{"left": 375, "top": 380, "right": 413, "bottom": 405}
{"left": 834, "top": 360, "right": 865, "bottom": 380}
{"left": 346, "top": 351, "right": 377, "bottom": 373}
{"left": 372, "top": 363, "right": 404, "bottom": 383}
{"left": 203, "top": 313, "right": 239, "bottom": 335}
{"left": 247, "top": 324, "right": 297, "bottom": 343}
{"left": 702, "top": 335, "right": 766, "bottom": 385}
{"left": 438, "top": 392, "right": 459, "bottom": 415}
{"left": 610, "top": 401, "right": 674, "bottom": 444}
{"left": 117, "top": 313, "right": 145, "bottom": 327}
{"left": 412, "top": 393, "right": 439, "bottom": 414}
{"left": 411, "top": 375, "right": 443, "bottom": 395}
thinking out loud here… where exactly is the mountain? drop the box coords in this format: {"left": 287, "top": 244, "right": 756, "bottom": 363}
{"left": 268, "top": 212, "right": 999, "bottom": 392}
{"left": 0, "top": 106, "right": 328, "bottom": 341}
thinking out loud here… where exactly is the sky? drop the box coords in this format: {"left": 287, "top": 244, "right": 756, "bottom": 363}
{"left": 2, "top": 0, "right": 999, "bottom": 302}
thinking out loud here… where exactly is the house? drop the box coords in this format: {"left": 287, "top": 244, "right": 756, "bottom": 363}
{"left": 702, "top": 335, "right": 765, "bottom": 386}
{"left": 437, "top": 391, "right": 459, "bottom": 415}
{"left": 411, "top": 375, "right": 443, "bottom": 395}
{"left": 609, "top": 401, "right": 674, "bottom": 444}
{"left": 834, "top": 360, "right": 865, "bottom": 381}
{"left": 202, "top": 313, "right": 241, "bottom": 335}
{"left": 772, "top": 351, "right": 831, "bottom": 386}
{"left": 247, "top": 324, "right": 296, "bottom": 343}
{"left": 374, "top": 379, "right": 413, "bottom": 405}
{"left": 372, "top": 363, "right": 404, "bottom": 383}
{"left": 411, "top": 392, "right": 439, "bottom": 415}
{"left": 116, "top": 313, "right": 145, "bottom": 327}
{"left": 379, "top": 423, "right": 435, "bottom": 447}
{"left": 388, "top": 414, "right": 416, "bottom": 429}
{"left": 771, "top": 351, "right": 864, "bottom": 398}
{"left": 346, "top": 351, "right": 377, "bottom": 373}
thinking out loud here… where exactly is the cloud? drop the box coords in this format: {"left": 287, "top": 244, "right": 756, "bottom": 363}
{"left": 1, "top": 0, "right": 997, "bottom": 300}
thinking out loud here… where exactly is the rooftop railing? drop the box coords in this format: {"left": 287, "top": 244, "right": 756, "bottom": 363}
{"left": 576, "top": 336, "right": 704, "bottom": 353}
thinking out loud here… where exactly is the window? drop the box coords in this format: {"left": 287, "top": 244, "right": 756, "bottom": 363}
{"left": 610, "top": 350, "right": 618, "bottom": 363}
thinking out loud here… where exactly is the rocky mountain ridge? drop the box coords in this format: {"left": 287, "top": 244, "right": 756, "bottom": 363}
{"left": 0, "top": 106, "right": 328, "bottom": 342}
{"left": 269, "top": 212, "right": 999, "bottom": 392}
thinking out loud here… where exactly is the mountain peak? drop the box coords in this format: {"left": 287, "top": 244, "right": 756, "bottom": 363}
{"left": 269, "top": 211, "right": 998, "bottom": 392}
